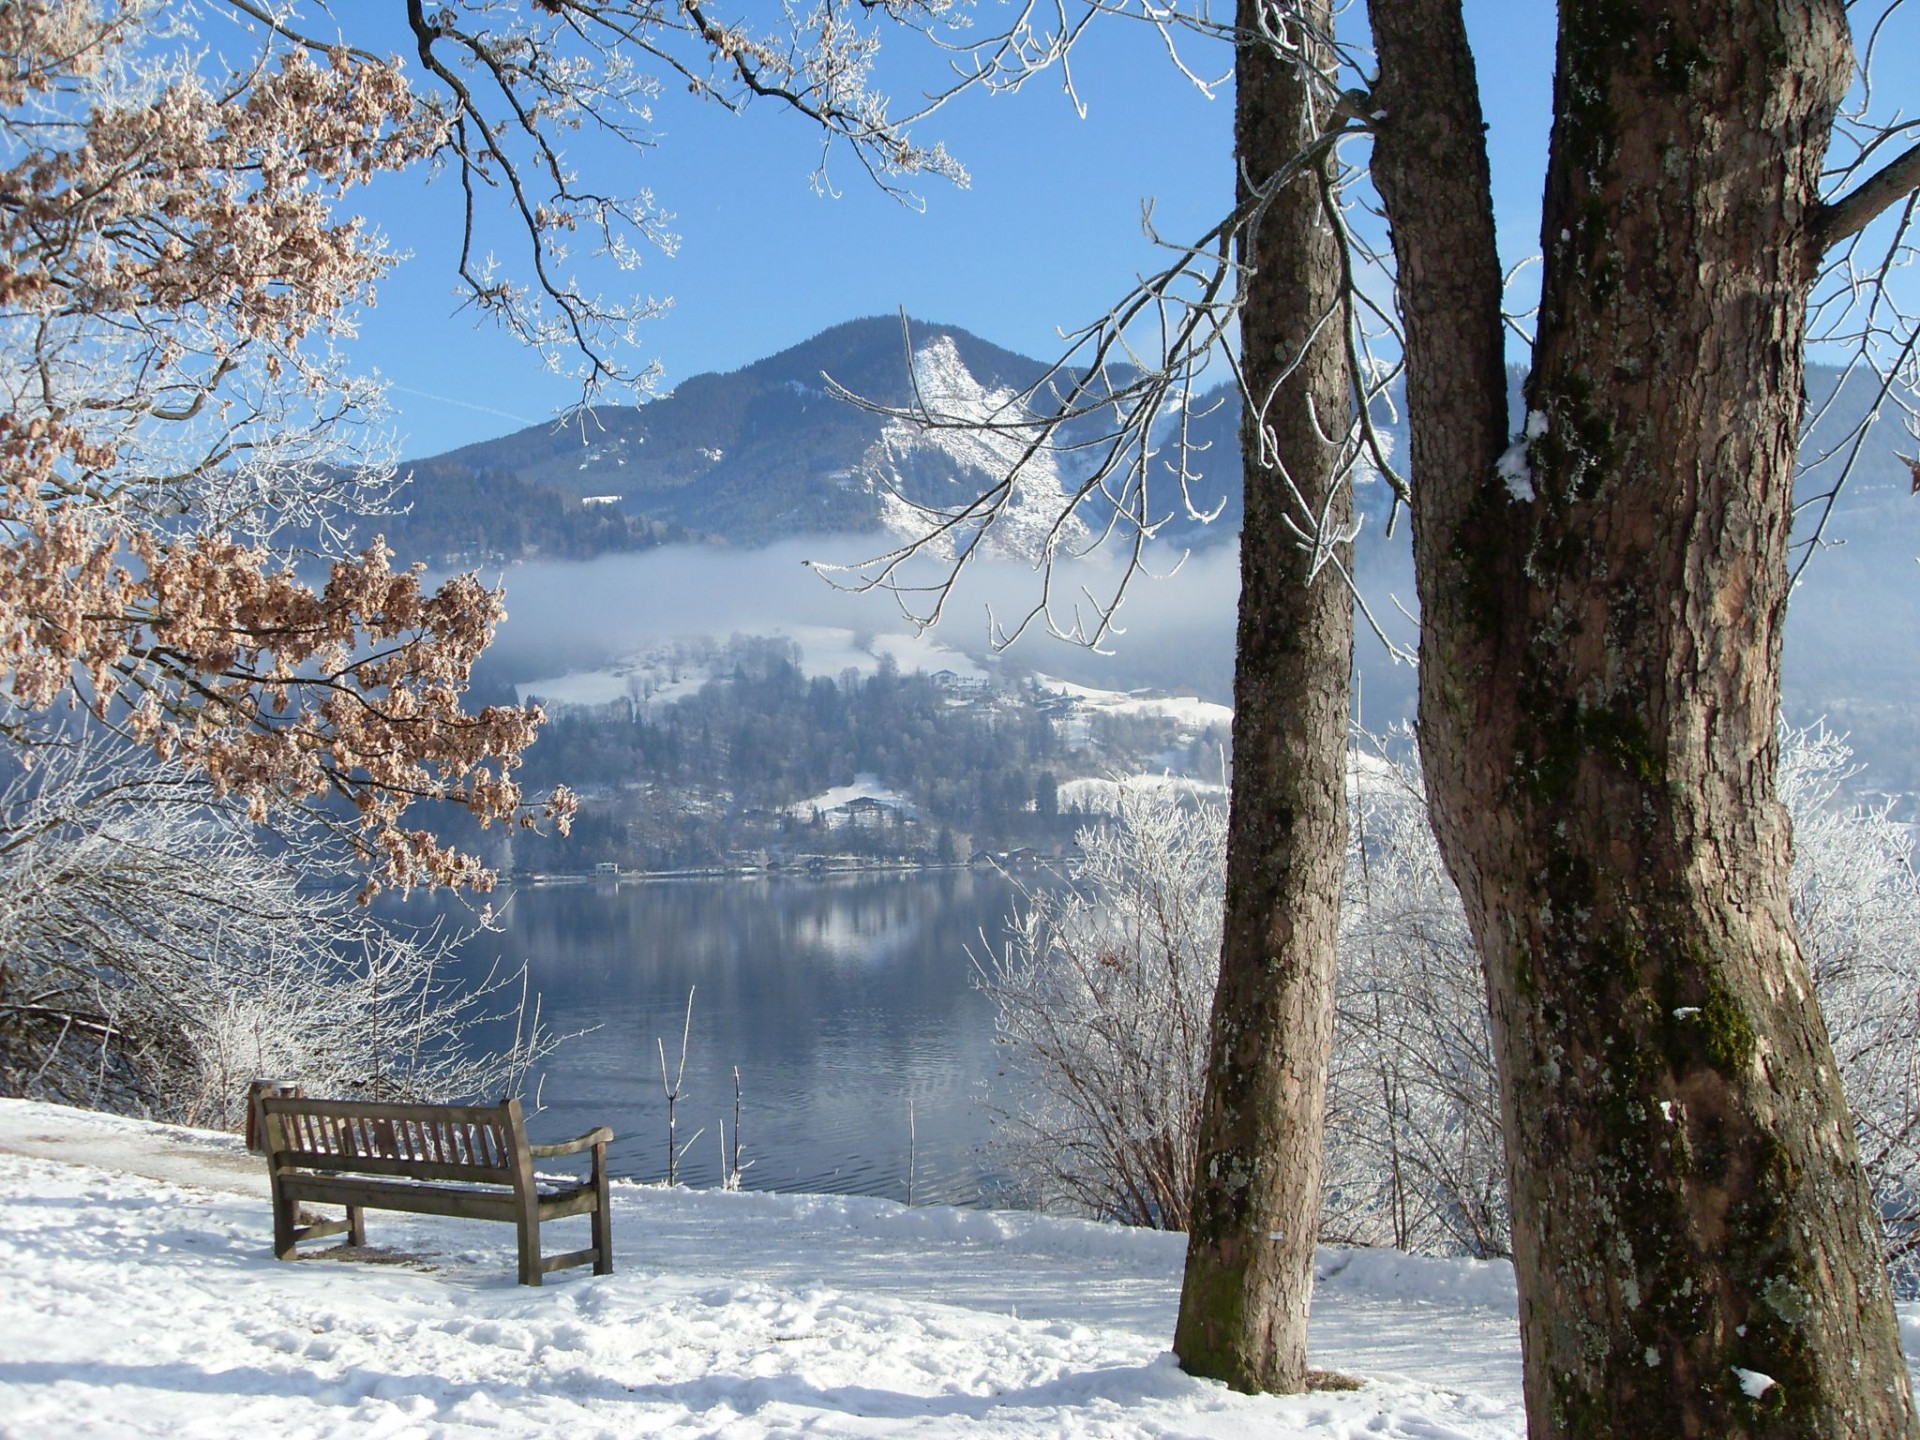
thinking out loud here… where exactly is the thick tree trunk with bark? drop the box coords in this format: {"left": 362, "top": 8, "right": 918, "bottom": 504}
{"left": 1172, "top": 0, "right": 1353, "bottom": 1393}
{"left": 1368, "top": 0, "right": 1918, "bottom": 1435}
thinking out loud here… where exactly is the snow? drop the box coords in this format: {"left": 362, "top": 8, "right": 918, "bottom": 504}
{"left": 0, "top": 1097, "right": 1539, "bottom": 1437}
{"left": 9, "top": 1098, "right": 1920, "bottom": 1435}
{"left": 872, "top": 630, "right": 986, "bottom": 680}
{"left": 518, "top": 668, "right": 645, "bottom": 710}
{"left": 862, "top": 337, "right": 1089, "bottom": 564}
{"left": 1733, "top": 1367, "right": 1777, "bottom": 1400}
{"left": 1031, "top": 676, "right": 1232, "bottom": 731}
{"left": 1496, "top": 411, "right": 1548, "bottom": 504}
{"left": 754, "top": 624, "right": 876, "bottom": 681}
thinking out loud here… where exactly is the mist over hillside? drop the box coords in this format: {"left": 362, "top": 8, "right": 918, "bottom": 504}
{"left": 393, "top": 317, "right": 1917, "bottom": 798}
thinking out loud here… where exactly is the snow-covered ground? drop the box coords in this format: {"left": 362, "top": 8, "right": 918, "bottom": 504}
{"left": 1029, "top": 677, "right": 1232, "bottom": 733}
{"left": 0, "top": 1098, "right": 1534, "bottom": 1438}
{"left": 13, "top": 1098, "right": 1914, "bottom": 1437}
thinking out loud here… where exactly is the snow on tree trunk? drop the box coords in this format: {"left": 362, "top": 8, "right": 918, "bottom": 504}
{"left": 1171, "top": 0, "right": 1355, "bottom": 1393}
{"left": 1369, "top": 0, "right": 1916, "bottom": 1434}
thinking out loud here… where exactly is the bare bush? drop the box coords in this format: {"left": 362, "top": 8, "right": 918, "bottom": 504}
{"left": 986, "top": 732, "right": 1920, "bottom": 1284}
{"left": 0, "top": 734, "right": 557, "bottom": 1128}
{"left": 1324, "top": 748, "right": 1505, "bottom": 1257}
{"left": 1781, "top": 726, "right": 1920, "bottom": 1289}
{"left": 978, "top": 783, "right": 1224, "bottom": 1228}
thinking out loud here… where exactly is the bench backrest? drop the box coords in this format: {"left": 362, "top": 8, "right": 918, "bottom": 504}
{"left": 260, "top": 1096, "right": 528, "bottom": 1188}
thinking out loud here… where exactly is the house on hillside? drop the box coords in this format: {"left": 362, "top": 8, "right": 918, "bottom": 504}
{"left": 932, "top": 670, "right": 991, "bottom": 701}
{"left": 842, "top": 796, "right": 894, "bottom": 830}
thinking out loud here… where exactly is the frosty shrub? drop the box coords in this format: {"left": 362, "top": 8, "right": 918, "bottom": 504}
{"left": 1329, "top": 727, "right": 1920, "bottom": 1277}
{"left": 988, "top": 734, "right": 1920, "bottom": 1283}
{"left": 978, "top": 782, "right": 1226, "bottom": 1228}
{"left": 1324, "top": 749, "right": 1506, "bottom": 1257}
{"left": 1779, "top": 726, "right": 1920, "bottom": 1289}
{"left": 0, "top": 737, "right": 558, "bottom": 1128}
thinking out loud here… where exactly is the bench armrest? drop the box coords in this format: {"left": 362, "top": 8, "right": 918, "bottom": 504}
{"left": 529, "top": 1126, "right": 613, "bottom": 1159}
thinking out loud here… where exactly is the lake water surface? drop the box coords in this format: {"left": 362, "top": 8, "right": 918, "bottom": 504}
{"left": 420, "top": 870, "right": 1029, "bottom": 1206}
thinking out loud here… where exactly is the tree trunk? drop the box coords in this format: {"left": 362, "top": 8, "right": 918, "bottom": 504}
{"left": 1368, "top": 0, "right": 1918, "bottom": 1435}
{"left": 1172, "top": 0, "right": 1354, "bottom": 1393}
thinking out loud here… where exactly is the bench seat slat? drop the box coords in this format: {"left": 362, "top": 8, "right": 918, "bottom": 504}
{"left": 278, "top": 1172, "right": 522, "bottom": 1223}
{"left": 273, "top": 1151, "right": 514, "bottom": 1186}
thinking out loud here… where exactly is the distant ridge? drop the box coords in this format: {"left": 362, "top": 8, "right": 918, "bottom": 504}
{"left": 386, "top": 316, "right": 1908, "bottom": 574}
{"left": 388, "top": 316, "right": 1246, "bottom": 564}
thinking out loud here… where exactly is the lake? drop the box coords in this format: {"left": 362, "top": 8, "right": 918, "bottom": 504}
{"left": 411, "top": 869, "right": 1031, "bottom": 1206}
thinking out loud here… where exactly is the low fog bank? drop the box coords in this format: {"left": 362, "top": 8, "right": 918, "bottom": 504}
{"left": 460, "top": 514, "right": 1910, "bottom": 793}
{"left": 469, "top": 525, "right": 1422, "bottom": 724}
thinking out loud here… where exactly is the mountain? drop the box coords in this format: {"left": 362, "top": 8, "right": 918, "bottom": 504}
{"left": 389, "top": 320, "right": 1920, "bottom": 789}
{"left": 387, "top": 316, "right": 1258, "bottom": 563}
{"left": 392, "top": 315, "right": 1914, "bottom": 574}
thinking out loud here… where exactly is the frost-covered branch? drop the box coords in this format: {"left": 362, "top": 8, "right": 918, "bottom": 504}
{"left": 0, "top": 2, "right": 577, "bottom": 892}
{"left": 1793, "top": 0, "right": 1920, "bottom": 579}
{"left": 814, "top": 6, "right": 1407, "bottom": 659}
{"left": 0, "top": 731, "right": 561, "bottom": 1125}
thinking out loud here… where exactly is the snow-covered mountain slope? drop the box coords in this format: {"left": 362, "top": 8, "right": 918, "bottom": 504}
{"left": 858, "top": 335, "right": 1091, "bottom": 563}
{"left": 391, "top": 317, "right": 1246, "bottom": 561}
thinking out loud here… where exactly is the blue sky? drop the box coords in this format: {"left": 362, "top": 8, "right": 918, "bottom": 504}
{"left": 345, "top": 5, "right": 1558, "bottom": 459}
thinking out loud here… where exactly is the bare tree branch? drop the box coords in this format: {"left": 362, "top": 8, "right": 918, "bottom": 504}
{"left": 1813, "top": 137, "right": 1920, "bottom": 254}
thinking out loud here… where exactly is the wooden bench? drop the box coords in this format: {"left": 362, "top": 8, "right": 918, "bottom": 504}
{"left": 259, "top": 1094, "right": 613, "bottom": 1286}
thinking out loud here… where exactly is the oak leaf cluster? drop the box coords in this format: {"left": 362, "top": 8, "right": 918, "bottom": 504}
{"left": 0, "top": 3, "right": 572, "bottom": 894}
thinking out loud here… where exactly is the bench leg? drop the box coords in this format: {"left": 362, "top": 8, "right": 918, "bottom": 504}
{"left": 591, "top": 1144, "right": 613, "bottom": 1276}
{"left": 347, "top": 1205, "right": 366, "bottom": 1248}
{"left": 271, "top": 1180, "right": 299, "bottom": 1261}
{"left": 516, "top": 1228, "right": 543, "bottom": 1287}
{"left": 506, "top": 1097, "right": 543, "bottom": 1286}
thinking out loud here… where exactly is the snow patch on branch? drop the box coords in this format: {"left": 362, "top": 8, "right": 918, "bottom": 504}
{"left": 1497, "top": 410, "right": 1549, "bottom": 503}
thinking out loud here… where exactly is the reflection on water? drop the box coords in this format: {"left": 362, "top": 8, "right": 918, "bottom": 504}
{"left": 393, "top": 870, "right": 1026, "bottom": 1206}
